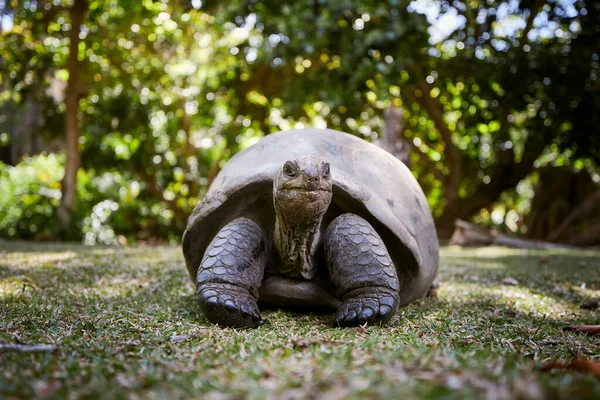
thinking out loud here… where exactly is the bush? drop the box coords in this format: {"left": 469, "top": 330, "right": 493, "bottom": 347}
{"left": 0, "top": 153, "right": 185, "bottom": 244}
{"left": 0, "top": 153, "right": 63, "bottom": 239}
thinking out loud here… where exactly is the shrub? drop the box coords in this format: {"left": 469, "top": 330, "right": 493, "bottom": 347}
{"left": 0, "top": 153, "right": 63, "bottom": 239}
{"left": 0, "top": 153, "right": 184, "bottom": 244}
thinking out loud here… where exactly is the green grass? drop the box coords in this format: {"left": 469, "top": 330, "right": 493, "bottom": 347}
{"left": 1, "top": 242, "right": 600, "bottom": 399}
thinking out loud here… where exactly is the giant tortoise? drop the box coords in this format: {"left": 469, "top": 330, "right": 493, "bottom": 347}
{"left": 182, "top": 128, "right": 439, "bottom": 328}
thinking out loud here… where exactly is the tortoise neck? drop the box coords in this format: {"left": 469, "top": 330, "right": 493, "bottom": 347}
{"left": 273, "top": 211, "right": 323, "bottom": 280}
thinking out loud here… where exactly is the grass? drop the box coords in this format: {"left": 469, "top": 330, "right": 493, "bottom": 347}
{"left": 1, "top": 241, "right": 600, "bottom": 399}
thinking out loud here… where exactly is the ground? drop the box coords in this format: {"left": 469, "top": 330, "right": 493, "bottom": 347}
{"left": 1, "top": 242, "right": 599, "bottom": 399}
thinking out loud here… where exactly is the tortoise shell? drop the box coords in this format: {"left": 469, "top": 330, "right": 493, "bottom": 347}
{"left": 182, "top": 128, "right": 439, "bottom": 305}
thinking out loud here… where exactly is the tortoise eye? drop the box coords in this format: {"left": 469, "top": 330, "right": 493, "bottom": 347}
{"left": 283, "top": 161, "right": 297, "bottom": 177}
{"left": 322, "top": 162, "right": 331, "bottom": 178}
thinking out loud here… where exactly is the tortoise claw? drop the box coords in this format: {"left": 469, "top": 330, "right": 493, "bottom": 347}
{"left": 332, "top": 293, "right": 399, "bottom": 328}
{"left": 198, "top": 285, "right": 263, "bottom": 328}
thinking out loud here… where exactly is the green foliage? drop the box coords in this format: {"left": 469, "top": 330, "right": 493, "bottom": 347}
{"left": 0, "top": 154, "right": 63, "bottom": 239}
{"left": 203, "top": 0, "right": 600, "bottom": 233}
{"left": 0, "top": 0, "right": 598, "bottom": 241}
{"left": 0, "top": 154, "right": 187, "bottom": 243}
{"left": 1, "top": 0, "right": 231, "bottom": 240}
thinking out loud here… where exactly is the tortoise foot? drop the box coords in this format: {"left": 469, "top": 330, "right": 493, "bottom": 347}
{"left": 197, "top": 284, "right": 263, "bottom": 328}
{"left": 333, "top": 291, "right": 399, "bottom": 327}
{"left": 325, "top": 213, "right": 400, "bottom": 328}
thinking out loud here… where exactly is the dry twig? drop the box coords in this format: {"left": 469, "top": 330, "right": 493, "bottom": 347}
{"left": 0, "top": 343, "right": 56, "bottom": 353}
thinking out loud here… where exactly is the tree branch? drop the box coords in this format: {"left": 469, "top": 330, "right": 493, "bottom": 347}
{"left": 403, "top": 82, "right": 461, "bottom": 200}
{"left": 134, "top": 166, "right": 187, "bottom": 226}
{"left": 466, "top": 132, "right": 547, "bottom": 213}
{"left": 400, "top": 130, "right": 447, "bottom": 184}
{"left": 548, "top": 191, "right": 600, "bottom": 241}
{"left": 521, "top": 0, "right": 543, "bottom": 43}
{"left": 381, "top": 105, "right": 411, "bottom": 166}
{"left": 207, "top": 152, "right": 224, "bottom": 189}
{"left": 0, "top": 343, "right": 56, "bottom": 353}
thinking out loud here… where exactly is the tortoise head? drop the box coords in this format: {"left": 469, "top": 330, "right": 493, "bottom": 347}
{"left": 273, "top": 155, "right": 333, "bottom": 223}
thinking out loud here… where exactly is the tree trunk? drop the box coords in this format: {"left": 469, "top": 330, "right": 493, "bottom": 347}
{"left": 435, "top": 136, "right": 547, "bottom": 238}
{"left": 58, "top": 0, "right": 87, "bottom": 233}
{"left": 401, "top": 76, "right": 551, "bottom": 239}
{"left": 450, "top": 219, "right": 574, "bottom": 249}
{"left": 548, "top": 191, "right": 600, "bottom": 245}
{"left": 133, "top": 166, "right": 188, "bottom": 230}
{"left": 380, "top": 105, "right": 411, "bottom": 166}
{"left": 21, "top": 92, "right": 43, "bottom": 158}
{"left": 436, "top": 199, "right": 486, "bottom": 239}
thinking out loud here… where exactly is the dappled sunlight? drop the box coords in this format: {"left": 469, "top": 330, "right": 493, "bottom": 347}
{"left": 82, "top": 245, "right": 183, "bottom": 261}
{"left": 439, "top": 246, "right": 600, "bottom": 291}
{"left": 77, "top": 276, "right": 159, "bottom": 300}
{"left": 0, "top": 244, "right": 188, "bottom": 306}
{"left": 434, "top": 246, "right": 600, "bottom": 328}
{"left": 0, "top": 269, "right": 165, "bottom": 301}
{"left": 442, "top": 246, "right": 600, "bottom": 260}
{"left": 440, "top": 281, "right": 576, "bottom": 318}
{"left": 442, "top": 258, "right": 507, "bottom": 270}
{"left": 1, "top": 251, "right": 77, "bottom": 268}
{"left": 0, "top": 278, "right": 37, "bottom": 299}
{"left": 2, "top": 243, "right": 600, "bottom": 398}
{"left": 413, "top": 280, "right": 574, "bottom": 332}
{"left": 2, "top": 243, "right": 182, "bottom": 267}
{"left": 1, "top": 0, "right": 599, "bottom": 396}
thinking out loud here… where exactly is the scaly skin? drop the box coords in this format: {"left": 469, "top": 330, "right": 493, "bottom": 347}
{"left": 324, "top": 213, "right": 400, "bottom": 327}
{"left": 196, "top": 217, "right": 266, "bottom": 328}
{"left": 196, "top": 157, "right": 400, "bottom": 329}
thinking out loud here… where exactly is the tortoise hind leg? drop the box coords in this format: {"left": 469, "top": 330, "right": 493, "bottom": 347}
{"left": 196, "top": 217, "right": 266, "bottom": 328}
{"left": 324, "top": 213, "right": 400, "bottom": 327}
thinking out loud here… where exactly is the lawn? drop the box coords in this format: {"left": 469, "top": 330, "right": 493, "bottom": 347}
{"left": 1, "top": 241, "right": 599, "bottom": 399}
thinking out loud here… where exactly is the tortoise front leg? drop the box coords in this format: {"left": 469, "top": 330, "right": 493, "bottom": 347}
{"left": 196, "top": 217, "right": 266, "bottom": 328}
{"left": 324, "top": 213, "right": 400, "bottom": 327}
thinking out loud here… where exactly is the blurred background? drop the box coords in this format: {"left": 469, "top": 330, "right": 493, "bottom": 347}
{"left": 0, "top": 0, "right": 598, "bottom": 246}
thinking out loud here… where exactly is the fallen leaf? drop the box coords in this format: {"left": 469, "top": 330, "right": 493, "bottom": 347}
{"left": 539, "top": 257, "right": 547, "bottom": 264}
{"left": 291, "top": 338, "right": 308, "bottom": 348}
{"left": 0, "top": 343, "right": 56, "bottom": 353}
{"left": 564, "top": 325, "right": 600, "bottom": 335}
{"left": 503, "top": 277, "right": 519, "bottom": 286}
{"left": 541, "top": 358, "right": 600, "bottom": 379}
{"left": 33, "top": 380, "right": 62, "bottom": 398}
{"left": 170, "top": 334, "right": 199, "bottom": 344}
{"left": 291, "top": 338, "right": 350, "bottom": 348}
{"left": 118, "top": 340, "right": 140, "bottom": 346}
{"left": 261, "top": 367, "right": 277, "bottom": 378}
{"left": 580, "top": 300, "right": 599, "bottom": 310}
{"left": 115, "top": 374, "right": 135, "bottom": 388}
{"left": 354, "top": 326, "right": 367, "bottom": 334}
